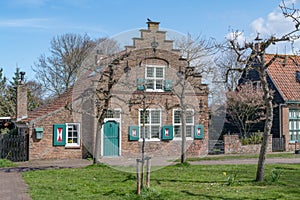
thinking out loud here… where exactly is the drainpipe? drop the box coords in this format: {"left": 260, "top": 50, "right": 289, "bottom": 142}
{"left": 279, "top": 103, "right": 286, "bottom": 138}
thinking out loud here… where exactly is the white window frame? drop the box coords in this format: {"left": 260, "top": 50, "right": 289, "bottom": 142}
{"left": 173, "top": 109, "right": 194, "bottom": 140}
{"left": 101, "top": 108, "right": 122, "bottom": 156}
{"left": 289, "top": 109, "right": 300, "bottom": 142}
{"left": 145, "top": 65, "right": 165, "bottom": 92}
{"left": 65, "top": 123, "right": 80, "bottom": 147}
{"left": 139, "top": 108, "right": 161, "bottom": 141}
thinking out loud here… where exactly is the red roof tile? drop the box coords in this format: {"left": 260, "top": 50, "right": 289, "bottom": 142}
{"left": 26, "top": 87, "right": 73, "bottom": 121}
{"left": 266, "top": 54, "right": 300, "bottom": 101}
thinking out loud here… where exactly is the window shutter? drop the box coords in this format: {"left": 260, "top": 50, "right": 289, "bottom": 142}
{"left": 161, "top": 125, "right": 173, "bottom": 140}
{"left": 194, "top": 124, "right": 204, "bottom": 139}
{"left": 137, "top": 78, "right": 145, "bottom": 91}
{"left": 53, "top": 124, "right": 66, "bottom": 146}
{"left": 164, "top": 80, "right": 172, "bottom": 91}
{"left": 128, "top": 126, "right": 139, "bottom": 141}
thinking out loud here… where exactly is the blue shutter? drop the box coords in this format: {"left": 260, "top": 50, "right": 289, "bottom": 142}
{"left": 137, "top": 78, "right": 145, "bottom": 91}
{"left": 128, "top": 126, "right": 140, "bottom": 141}
{"left": 194, "top": 124, "right": 204, "bottom": 139}
{"left": 53, "top": 124, "right": 66, "bottom": 146}
{"left": 161, "top": 125, "right": 173, "bottom": 140}
{"left": 164, "top": 80, "right": 172, "bottom": 91}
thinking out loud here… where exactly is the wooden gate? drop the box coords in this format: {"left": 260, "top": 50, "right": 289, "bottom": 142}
{"left": 272, "top": 137, "right": 285, "bottom": 152}
{"left": 0, "top": 134, "right": 29, "bottom": 162}
{"left": 208, "top": 140, "right": 224, "bottom": 154}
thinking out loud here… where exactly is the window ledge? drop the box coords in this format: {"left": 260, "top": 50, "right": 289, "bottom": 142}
{"left": 138, "top": 138, "right": 160, "bottom": 142}
{"left": 173, "top": 137, "right": 194, "bottom": 141}
{"left": 65, "top": 145, "right": 80, "bottom": 149}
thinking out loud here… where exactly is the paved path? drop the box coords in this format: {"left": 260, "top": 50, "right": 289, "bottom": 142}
{"left": 1, "top": 156, "right": 300, "bottom": 200}
{"left": 0, "top": 159, "right": 92, "bottom": 200}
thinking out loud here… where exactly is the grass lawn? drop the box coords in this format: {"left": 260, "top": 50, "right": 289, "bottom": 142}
{"left": 180, "top": 152, "right": 300, "bottom": 162}
{"left": 0, "top": 159, "right": 16, "bottom": 168}
{"left": 23, "top": 162, "right": 300, "bottom": 200}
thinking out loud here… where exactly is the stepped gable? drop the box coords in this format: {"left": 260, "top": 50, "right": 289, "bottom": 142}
{"left": 125, "top": 21, "right": 180, "bottom": 54}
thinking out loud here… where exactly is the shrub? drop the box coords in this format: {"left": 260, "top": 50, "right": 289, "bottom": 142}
{"left": 241, "top": 132, "right": 263, "bottom": 145}
{"left": 271, "top": 168, "right": 282, "bottom": 182}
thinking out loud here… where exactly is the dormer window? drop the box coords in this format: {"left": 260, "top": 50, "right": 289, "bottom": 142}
{"left": 145, "top": 65, "right": 164, "bottom": 92}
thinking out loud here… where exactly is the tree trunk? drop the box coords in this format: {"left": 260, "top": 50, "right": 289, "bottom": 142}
{"left": 256, "top": 68, "right": 273, "bottom": 181}
{"left": 181, "top": 109, "right": 187, "bottom": 163}
{"left": 94, "top": 124, "right": 102, "bottom": 164}
{"left": 180, "top": 79, "right": 187, "bottom": 163}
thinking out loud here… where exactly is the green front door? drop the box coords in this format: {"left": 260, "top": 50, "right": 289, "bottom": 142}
{"left": 103, "top": 121, "right": 119, "bottom": 156}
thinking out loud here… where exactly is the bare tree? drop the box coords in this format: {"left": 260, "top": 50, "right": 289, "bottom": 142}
{"left": 215, "top": 49, "right": 244, "bottom": 91}
{"left": 223, "top": 0, "right": 300, "bottom": 181}
{"left": 173, "top": 34, "right": 215, "bottom": 163}
{"left": 33, "top": 33, "right": 97, "bottom": 97}
{"left": 226, "top": 83, "right": 266, "bottom": 138}
{"left": 175, "top": 33, "right": 216, "bottom": 76}
{"left": 26, "top": 80, "right": 45, "bottom": 111}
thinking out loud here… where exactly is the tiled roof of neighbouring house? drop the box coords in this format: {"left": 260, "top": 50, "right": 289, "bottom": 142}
{"left": 26, "top": 87, "right": 73, "bottom": 121}
{"left": 266, "top": 54, "right": 300, "bottom": 101}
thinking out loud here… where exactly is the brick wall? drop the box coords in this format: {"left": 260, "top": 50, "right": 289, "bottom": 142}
{"left": 29, "top": 108, "right": 82, "bottom": 160}
{"left": 27, "top": 21, "right": 210, "bottom": 160}
{"left": 106, "top": 47, "right": 209, "bottom": 158}
{"left": 224, "top": 135, "right": 272, "bottom": 154}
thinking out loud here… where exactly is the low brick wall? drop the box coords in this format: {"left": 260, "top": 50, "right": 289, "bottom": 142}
{"left": 224, "top": 135, "right": 272, "bottom": 154}
{"left": 287, "top": 142, "right": 300, "bottom": 152}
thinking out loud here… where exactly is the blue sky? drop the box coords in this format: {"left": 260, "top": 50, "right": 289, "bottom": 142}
{"left": 0, "top": 0, "right": 298, "bottom": 80}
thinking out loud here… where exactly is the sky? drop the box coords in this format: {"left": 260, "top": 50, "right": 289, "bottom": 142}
{"left": 0, "top": 0, "right": 299, "bottom": 81}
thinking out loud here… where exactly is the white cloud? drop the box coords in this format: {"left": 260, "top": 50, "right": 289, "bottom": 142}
{"left": 0, "top": 18, "right": 51, "bottom": 28}
{"left": 10, "top": 0, "right": 49, "bottom": 7}
{"left": 251, "top": 10, "right": 294, "bottom": 38}
{"left": 249, "top": 0, "right": 300, "bottom": 54}
{"left": 225, "top": 31, "right": 247, "bottom": 44}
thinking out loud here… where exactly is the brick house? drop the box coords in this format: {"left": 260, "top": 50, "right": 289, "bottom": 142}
{"left": 15, "top": 21, "right": 209, "bottom": 160}
{"left": 236, "top": 54, "right": 300, "bottom": 151}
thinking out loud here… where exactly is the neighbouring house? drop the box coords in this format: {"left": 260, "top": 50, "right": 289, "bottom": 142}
{"left": 14, "top": 21, "right": 209, "bottom": 160}
{"left": 232, "top": 54, "right": 300, "bottom": 152}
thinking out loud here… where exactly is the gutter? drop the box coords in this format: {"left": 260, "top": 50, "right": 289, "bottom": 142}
{"left": 0, "top": 117, "right": 11, "bottom": 120}
{"left": 285, "top": 100, "right": 300, "bottom": 104}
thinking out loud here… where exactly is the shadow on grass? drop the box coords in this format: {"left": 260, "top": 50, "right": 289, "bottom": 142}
{"left": 122, "top": 174, "right": 136, "bottom": 182}
{"left": 180, "top": 190, "right": 253, "bottom": 200}
{"left": 152, "top": 177, "right": 256, "bottom": 185}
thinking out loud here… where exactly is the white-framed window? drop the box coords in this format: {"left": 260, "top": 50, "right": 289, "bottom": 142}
{"left": 66, "top": 123, "right": 80, "bottom": 147}
{"left": 289, "top": 109, "right": 300, "bottom": 142}
{"left": 173, "top": 109, "right": 194, "bottom": 138}
{"left": 145, "top": 65, "right": 165, "bottom": 92}
{"left": 139, "top": 109, "right": 161, "bottom": 140}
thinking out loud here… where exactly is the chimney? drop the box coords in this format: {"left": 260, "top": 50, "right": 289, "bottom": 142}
{"left": 147, "top": 21, "right": 160, "bottom": 31}
{"left": 16, "top": 71, "right": 28, "bottom": 120}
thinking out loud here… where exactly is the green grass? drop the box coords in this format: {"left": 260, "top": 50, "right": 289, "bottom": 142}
{"left": 0, "top": 159, "right": 16, "bottom": 168}
{"left": 178, "top": 152, "right": 300, "bottom": 162}
{"left": 23, "top": 163, "right": 300, "bottom": 200}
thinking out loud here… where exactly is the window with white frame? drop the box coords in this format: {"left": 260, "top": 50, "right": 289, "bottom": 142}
{"left": 139, "top": 109, "right": 161, "bottom": 139}
{"left": 66, "top": 123, "right": 80, "bottom": 146}
{"left": 145, "top": 65, "right": 164, "bottom": 91}
{"left": 289, "top": 109, "right": 300, "bottom": 142}
{"left": 173, "top": 109, "right": 194, "bottom": 138}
